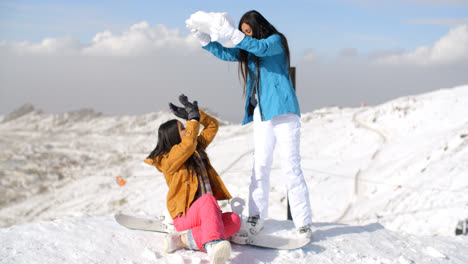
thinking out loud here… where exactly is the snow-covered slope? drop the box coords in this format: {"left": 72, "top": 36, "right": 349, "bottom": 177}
{"left": 1, "top": 85, "right": 468, "bottom": 263}
{"left": 1, "top": 214, "right": 467, "bottom": 264}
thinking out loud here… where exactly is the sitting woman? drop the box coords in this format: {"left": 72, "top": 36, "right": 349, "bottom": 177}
{"left": 144, "top": 94, "right": 240, "bottom": 264}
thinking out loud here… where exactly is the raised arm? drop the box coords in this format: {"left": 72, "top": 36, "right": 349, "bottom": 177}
{"left": 203, "top": 41, "right": 240, "bottom": 62}
{"left": 146, "top": 120, "right": 200, "bottom": 177}
{"left": 197, "top": 110, "right": 219, "bottom": 150}
{"left": 235, "top": 34, "right": 284, "bottom": 57}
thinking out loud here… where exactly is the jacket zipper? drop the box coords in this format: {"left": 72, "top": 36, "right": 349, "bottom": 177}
{"left": 185, "top": 183, "right": 190, "bottom": 212}
{"left": 256, "top": 84, "right": 264, "bottom": 121}
{"left": 254, "top": 64, "right": 265, "bottom": 121}
{"left": 185, "top": 170, "right": 192, "bottom": 212}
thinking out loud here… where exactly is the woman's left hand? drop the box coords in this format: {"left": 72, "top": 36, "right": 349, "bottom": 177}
{"left": 178, "top": 94, "right": 200, "bottom": 121}
{"left": 215, "top": 13, "right": 245, "bottom": 45}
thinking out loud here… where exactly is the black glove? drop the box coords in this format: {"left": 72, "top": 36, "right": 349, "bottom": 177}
{"left": 169, "top": 102, "right": 188, "bottom": 120}
{"left": 178, "top": 94, "right": 200, "bottom": 122}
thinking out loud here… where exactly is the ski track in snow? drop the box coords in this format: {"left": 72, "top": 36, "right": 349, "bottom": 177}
{"left": 334, "top": 107, "right": 389, "bottom": 223}
{"left": 1, "top": 85, "right": 468, "bottom": 263}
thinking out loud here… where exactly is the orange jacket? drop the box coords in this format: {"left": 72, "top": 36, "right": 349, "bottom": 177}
{"left": 144, "top": 111, "right": 232, "bottom": 219}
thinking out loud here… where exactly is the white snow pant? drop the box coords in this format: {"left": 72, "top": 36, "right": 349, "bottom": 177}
{"left": 248, "top": 107, "right": 312, "bottom": 228}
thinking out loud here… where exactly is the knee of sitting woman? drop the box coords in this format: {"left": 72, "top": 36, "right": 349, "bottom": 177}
{"left": 232, "top": 213, "right": 242, "bottom": 232}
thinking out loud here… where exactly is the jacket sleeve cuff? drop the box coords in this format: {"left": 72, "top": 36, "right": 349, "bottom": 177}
{"left": 231, "top": 29, "right": 245, "bottom": 46}
{"left": 199, "top": 39, "right": 210, "bottom": 47}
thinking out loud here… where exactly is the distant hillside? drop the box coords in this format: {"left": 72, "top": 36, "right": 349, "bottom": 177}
{"left": 0, "top": 85, "right": 467, "bottom": 238}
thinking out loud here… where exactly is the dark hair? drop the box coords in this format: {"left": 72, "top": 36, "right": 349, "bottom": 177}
{"left": 237, "top": 10, "right": 291, "bottom": 96}
{"left": 147, "top": 119, "right": 210, "bottom": 175}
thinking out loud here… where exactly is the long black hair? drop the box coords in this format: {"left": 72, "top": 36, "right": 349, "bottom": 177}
{"left": 147, "top": 119, "right": 210, "bottom": 174}
{"left": 237, "top": 10, "right": 291, "bottom": 96}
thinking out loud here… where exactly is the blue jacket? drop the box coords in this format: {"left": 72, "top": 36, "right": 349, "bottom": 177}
{"left": 203, "top": 34, "right": 301, "bottom": 125}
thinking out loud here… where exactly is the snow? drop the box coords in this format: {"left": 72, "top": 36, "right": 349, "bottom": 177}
{"left": 185, "top": 11, "right": 231, "bottom": 42}
{"left": 1, "top": 85, "right": 468, "bottom": 263}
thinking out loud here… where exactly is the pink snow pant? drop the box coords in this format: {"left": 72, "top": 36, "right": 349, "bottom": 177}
{"left": 173, "top": 194, "right": 241, "bottom": 252}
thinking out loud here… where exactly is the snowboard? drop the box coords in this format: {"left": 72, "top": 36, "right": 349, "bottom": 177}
{"left": 115, "top": 213, "right": 310, "bottom": 250}
{"left": 229, "top": 221, "right": 311, "bottom": 249}
{"left": 115, "top": 197, "right": 310, "bottom": 250}
{"left": 115, "top": 213, "right": 175, "bottom": 233}
{"left": 229, "top": 197, "right": 311, "bottom": 250}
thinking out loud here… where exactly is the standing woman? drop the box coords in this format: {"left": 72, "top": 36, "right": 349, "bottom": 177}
{"left": 188, "top": 10, "right": 313, "bottom": 237}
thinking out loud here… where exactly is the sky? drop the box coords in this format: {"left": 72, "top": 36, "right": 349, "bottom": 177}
{"left": 1, "top": 0, "right": 468, "bottom": 123}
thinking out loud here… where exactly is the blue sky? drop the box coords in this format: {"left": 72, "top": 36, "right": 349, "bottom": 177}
{"left": 1, "top": 0, "right": 468, "bottom": 122}
{"left": 1, "top": 0, "right": 467, "bottom": 58}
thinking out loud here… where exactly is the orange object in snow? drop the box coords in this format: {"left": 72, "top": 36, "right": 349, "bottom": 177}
{"left": 116, "top": 176, "right": 127, "bottom": 186}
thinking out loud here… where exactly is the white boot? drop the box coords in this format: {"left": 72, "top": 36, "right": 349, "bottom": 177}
{"left": 243, "top": 215, "right": 265, "bottom": 235}
{"left": 164, "top": 232, "right": 188, "bottom": 253}
{"left": 297, "top": 224, "right": 312, "bottom": 239}
{"left": 206, "top": 240, "right": 231, "bottom": 264}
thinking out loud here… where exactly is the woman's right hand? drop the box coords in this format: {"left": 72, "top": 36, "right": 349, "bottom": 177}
{"left": 189, "top": 28, "right": 211, "bottom": 46}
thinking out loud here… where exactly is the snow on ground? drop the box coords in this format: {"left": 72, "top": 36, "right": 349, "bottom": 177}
{"left": 1, "top": 214, "right": 468, "bottom": 264}
{"left": 1, "top": 85, "right": 468, "bottom": 263}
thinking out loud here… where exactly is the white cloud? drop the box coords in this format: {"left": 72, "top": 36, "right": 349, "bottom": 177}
{"left": 0, "top": 22, "right": 201, "bottom": 56}
{"left": 0, "top": 36, "right": 81, "bottom": 55}
{"left": 82, "top": 22, "right": 199, "bottom": 56}
{"left": 374, "top": 24, "right": 468, "bottom": 65}
{"left": 0, "top": 22, "right": 244, "bottom": 122}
